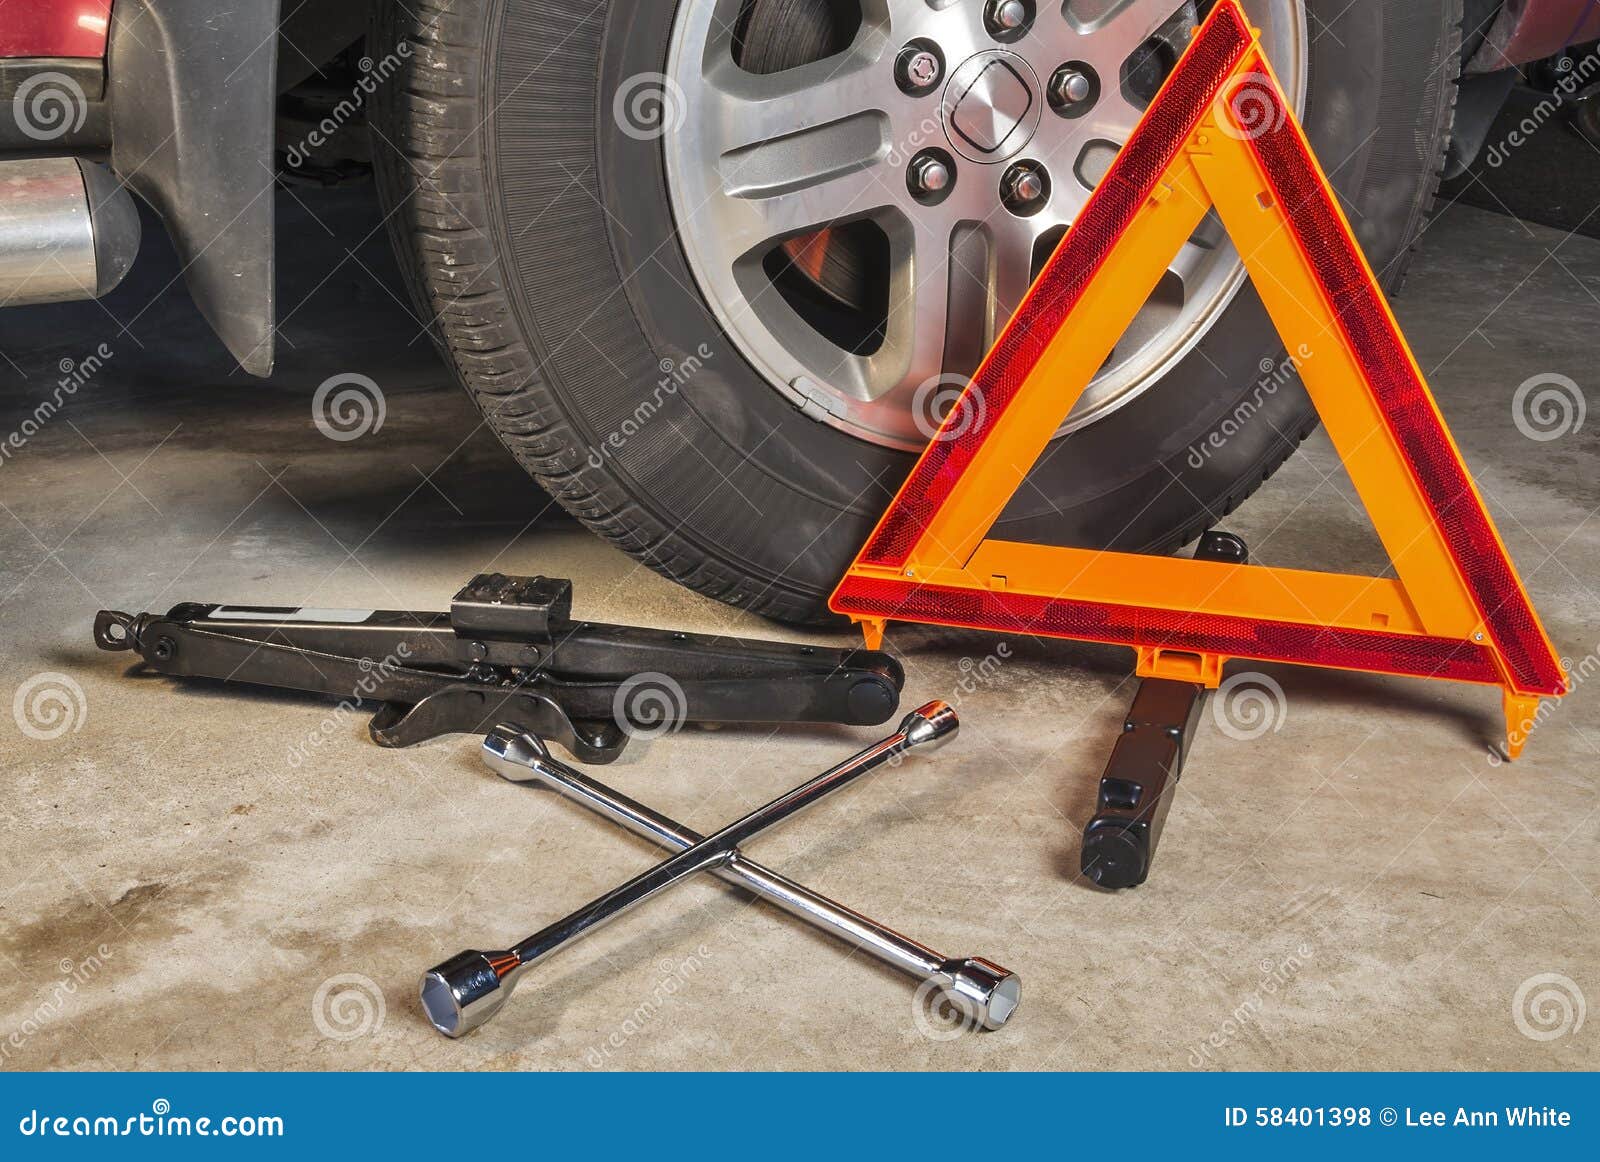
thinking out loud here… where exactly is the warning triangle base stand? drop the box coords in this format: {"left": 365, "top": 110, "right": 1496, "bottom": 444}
{"left": 1077, "top": 530, "right": 1246, "bottom": 889}
{"left": 830, "top": 1, "right": 1566, "bottom": 882}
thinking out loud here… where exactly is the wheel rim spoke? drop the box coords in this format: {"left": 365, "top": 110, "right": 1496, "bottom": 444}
{"left": 695, "top": 28, "right": 901, "bottom": 258}
{"left": 704, "top": 41, "right": 890, "bottom": 160}
{"left": 883, "top": 217, "right": 957, "bottom": 398}
{"left": 718, "top": 157, "right": 899, "bottom": 259}
{"left": 1062, "top": 0, "right": 1188, "bottom": 63}
{"left": 990, "top": 214, "right": 1057, "bottom": 343}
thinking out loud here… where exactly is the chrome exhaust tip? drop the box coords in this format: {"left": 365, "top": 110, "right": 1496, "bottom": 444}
{"left": 0, "top": 156, "right": 140, "bottom": 306}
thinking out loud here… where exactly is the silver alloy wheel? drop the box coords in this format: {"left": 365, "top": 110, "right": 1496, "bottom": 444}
{"left": 664, "top": 0, "right": 1307, "bottom": 450}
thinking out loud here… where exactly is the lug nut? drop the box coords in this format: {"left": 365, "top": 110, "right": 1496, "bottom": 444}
{"left": 1048, "top": 62, "right": 1099, "bottom": 117}
{"left": 987, "top": 0, "right": 1028, "bottom": 32}
{"left": 1007, "top": 170, "right": 1044, "bottom": 204}
{"left": 896, "top": 45, "right": 943, "bottom": 95}
{"left": 1051, "top": 69, "right": 1092, "bottom": 106}
{"left": 910, "top": 155, "right": 952, "bottom": 196}
{"left": 1000, "top": 162, "right": 1049, "bottom": 216}
{"left": 907, "top": 150, "right": 955, "bottom": 205}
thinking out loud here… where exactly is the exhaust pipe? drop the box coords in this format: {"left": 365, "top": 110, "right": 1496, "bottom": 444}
{"left": 0, "top": 156, "right": 140, "bottom": 306}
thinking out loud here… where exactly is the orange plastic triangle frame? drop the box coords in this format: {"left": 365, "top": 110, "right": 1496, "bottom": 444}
{"left": 829, "top": 0, "right": 1566, "bottom": 757}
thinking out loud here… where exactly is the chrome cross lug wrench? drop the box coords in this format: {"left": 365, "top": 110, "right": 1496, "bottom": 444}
{"left": 479, "top": 724, "right": 1019, "bottom": 1033}
{"left": 421, "top": 701, "right": 960, "bottom": 1038}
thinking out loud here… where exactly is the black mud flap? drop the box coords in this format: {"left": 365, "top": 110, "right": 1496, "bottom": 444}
{"left": 108, "top": 0, "right": 281, "bottom": 375}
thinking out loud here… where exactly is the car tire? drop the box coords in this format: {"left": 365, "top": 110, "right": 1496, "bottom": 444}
{"left": 371, "top": 0, "right": 1463, "bottom": 624}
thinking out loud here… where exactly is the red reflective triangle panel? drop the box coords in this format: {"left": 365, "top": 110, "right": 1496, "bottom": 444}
{"left": 830, "top": 1, "right": 1566, "bottom": 702}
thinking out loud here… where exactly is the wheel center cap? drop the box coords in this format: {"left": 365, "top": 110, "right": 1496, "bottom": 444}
{"left": 942, "top": 50, "right": 1042, "bottom": 164}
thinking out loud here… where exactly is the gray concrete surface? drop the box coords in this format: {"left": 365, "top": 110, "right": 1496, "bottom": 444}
{"left": 0, "top": 190, "right": 1595, "bottom": 1072}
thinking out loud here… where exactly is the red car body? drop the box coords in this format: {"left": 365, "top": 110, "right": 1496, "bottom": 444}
{"left": 0, "top": 0, "right": 113, "bottom": 58}
{"left": 1471, "top": 0, "right": 1600, "bottom": 71}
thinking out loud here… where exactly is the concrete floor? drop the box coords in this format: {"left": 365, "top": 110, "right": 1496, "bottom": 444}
{"left": 0, "top": 187, "right": 1595, "bottom": 1072}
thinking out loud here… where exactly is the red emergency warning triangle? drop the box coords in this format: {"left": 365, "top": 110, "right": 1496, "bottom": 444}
{"left": 829, "top": 0, "right": 1567, "bottom": 756}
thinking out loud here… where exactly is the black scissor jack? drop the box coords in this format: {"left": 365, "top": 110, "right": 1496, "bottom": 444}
{"left": 95, "top": 573, "right": 904, "bottom": 763}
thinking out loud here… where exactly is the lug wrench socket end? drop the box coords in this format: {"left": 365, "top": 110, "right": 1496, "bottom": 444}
{"left": 422, "top": 949, "right": 515, "bottom": 1038}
